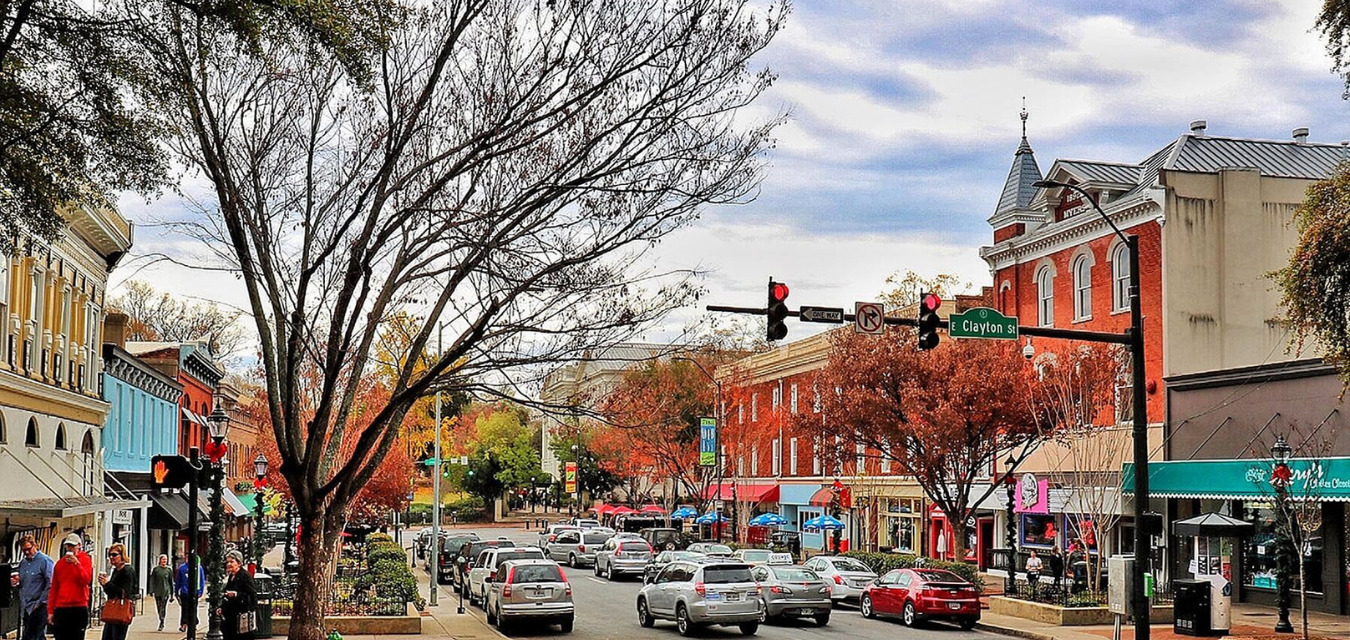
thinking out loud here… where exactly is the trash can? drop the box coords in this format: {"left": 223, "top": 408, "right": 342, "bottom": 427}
{"left": 1173, "top": 579, "right": 1211, "bottom": 636}
{"left": 253, "top": 572, "right": 274, "bottom": 638}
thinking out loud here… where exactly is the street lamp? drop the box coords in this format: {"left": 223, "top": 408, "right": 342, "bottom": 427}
{"left": 1270, "top": 435, "right": 1295, "bottom": 634}
{"left": 1004, "top": 454, "right": 1019, "bottom": 595}
{"left": 204, "top": 402, "right": 231, "bottom": 640}
{"left": 254, "top": 453, "right": 268, "bottom": 570}
{"left": 1033, "top": 178, "right": 1152, "bottom": 640}
{"left": 675, "top": 356, "right": 727, "bottom": 540}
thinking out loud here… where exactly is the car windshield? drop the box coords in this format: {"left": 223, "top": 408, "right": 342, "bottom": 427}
{"left": 583, "top": 533, "right": 611, "bottom": 544}
{"left": 739, "top": 550, "right": 771, "bottom": 561}
{"left": 671, "top": 551, "right": 701, "bottom": 561}
{"left": 704, "top": 545, "right": 732, "bottom": 555}
{"left": 914, "top": 570, "right": 964, "bottom": 583}
{"left": 772, "top": 568, "right": 819, "bottom": 582}
{"left": 830, "top": 559, "right": 872, "bottom": 573}
{"left": 495, "top": 550, "right": 545, "bottom": 567}
{"left": 620, "top": 542, "right": 651, "bottom": 552}
{"left": 703, "top": 567, "right": 753, "bottom": 584}
{"left": 510, "top": 564, "right": 564, "bottom": 583}
{"left": 442, "top": 536, "right": 477, "bottom": 552}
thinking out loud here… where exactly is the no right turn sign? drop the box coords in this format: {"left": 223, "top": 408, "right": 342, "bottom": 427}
{"left": 854, "top": 302, "right": 885, "bottom": 335}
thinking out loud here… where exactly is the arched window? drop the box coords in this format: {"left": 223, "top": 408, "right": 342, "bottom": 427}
{"left": 81, "top": 429, "right": 94, "bottom": 453}
{"left": 54, "top": 423, "right": 66, "bottom": 450}
{"left": 1073, "top": 254, "right": 1092, "bottom": 320}
{"left": 1036, "top": 267, "right": 1055, "bottom": 327}
{"left": 1111, "top": 243, "right": 1130, "bottom": 312}
{"left": 25, "top": 417, "right": 38, "bottom": 447}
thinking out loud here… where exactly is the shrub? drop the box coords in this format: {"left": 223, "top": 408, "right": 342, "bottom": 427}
{"left": 841, "top": 551, "right": 985, "bottom": 592}
{"left": 366, "top": 532, "right": 395, "bottom": 545}
{"left": 367, "top": 543, "right": 406, "bottom": 566}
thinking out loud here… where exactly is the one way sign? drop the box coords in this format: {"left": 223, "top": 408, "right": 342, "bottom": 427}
{"left": 799, "top": 306, "right": 844, "bottom": 323}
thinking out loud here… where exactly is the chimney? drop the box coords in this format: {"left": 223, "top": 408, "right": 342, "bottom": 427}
{"left": 104, "top": 312, "right": 128, "bottom": 349}
{"left": 1190, "top": 120, "right": 1207, "bottom": 135}
{"left": 1293, "top": 127, "right": 1309, "bottom": 143}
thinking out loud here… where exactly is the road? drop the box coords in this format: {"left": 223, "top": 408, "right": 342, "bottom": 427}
{"left": 406, "top": 526, "right": 1008, "bottom": 640}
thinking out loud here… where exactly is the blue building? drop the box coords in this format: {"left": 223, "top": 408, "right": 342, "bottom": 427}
{"left": 102, "top": 338, "right": 183, "bottom": 593}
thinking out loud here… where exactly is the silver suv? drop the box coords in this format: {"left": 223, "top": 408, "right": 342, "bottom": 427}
{"left": 546, "top": 530, "right": 612, "bottom": 567}
{"left": 636, "top": 560, "right": 762, "bottom": 636}
{"left": 595, "top": 537, "right": 653, "bottom": 580}
{"left": 467, "top": 547, "right": 547, "bottom": 606}
{"left": 484, "top": 559, "right": 574, "bottom": 634}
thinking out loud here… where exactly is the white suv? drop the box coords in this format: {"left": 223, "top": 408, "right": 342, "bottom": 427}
{"left": 467, "top": 547, "right": 546, "bottom": 606}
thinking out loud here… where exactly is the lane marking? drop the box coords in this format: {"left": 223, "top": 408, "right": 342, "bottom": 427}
{"left": 587, "top": 577, "right": 607, "bottom": 585}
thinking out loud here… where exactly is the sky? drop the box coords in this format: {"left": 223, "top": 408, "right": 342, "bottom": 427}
{"left": 114, "top": 0, "right": 1350, "bottom": 350}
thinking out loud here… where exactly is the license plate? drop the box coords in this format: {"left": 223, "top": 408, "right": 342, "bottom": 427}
{"left": 798, "top": 608, "right": 814, "bottom": 615}
{"left": 706, "top": 593, "right": 723, "bottom": 601}
{"left": 948, "top": 602, "right": 961, "bottom": 610}
{"left": 726, "top": 593, "right": 741, "bottom": 602}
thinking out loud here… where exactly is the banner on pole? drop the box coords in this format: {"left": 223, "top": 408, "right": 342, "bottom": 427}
{"left": 699, "top": 417, "right": 718, "bottom": 466}
{"left": 565, "top": 462, "right": 578, "bottom": 494}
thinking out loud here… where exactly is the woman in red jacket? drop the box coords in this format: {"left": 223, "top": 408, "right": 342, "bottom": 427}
{"left": 48, "top": 533, "right": 93, "bottom": 640}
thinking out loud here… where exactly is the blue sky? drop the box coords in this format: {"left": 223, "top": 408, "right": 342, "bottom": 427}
{"left": 117, "top": 0, "right": 1350, "bottom": 348}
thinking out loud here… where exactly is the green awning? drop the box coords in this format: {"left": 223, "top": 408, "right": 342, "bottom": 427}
{"left": 1122, "top": 458, "right": 1350, "bottom": 502}
{"left": 236, "top": 493, "right": 257, "bottom": 513}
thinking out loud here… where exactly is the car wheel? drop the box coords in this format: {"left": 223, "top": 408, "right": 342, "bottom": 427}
{"left": 860, "top": 594, "right": 875, "bottom": 619}
{"left": 757, "top": 600, "right": 768, "bottom": 624}
{"left": 498, "top": 616, "right": 512, "bottom": 635}
{"left": 902, "top": 601, "right": 918, "bottom": 627}
{"left": 738, "top": 622, "right": 759, "bottom": 636}
{"left": 594, "top": 562, "right": 602, "bottom": 577}
{"left": 569, "top": 553, "right": 578, "bottom": 568}
{"left": 605, "top": 564, "right": 614, "bottom": 581}
{"left": 813, "top": 613, "right": 830, "bottom": 627}
{"left": 960, "top": 617, "right": 977, "bottom": 631}
{"left": 486, "top": 603, "right": 497, "bottom": 625}
{"left": 559, "top": 616, "right": 574, "bottom": 633}
{"left": 676, "top": 604, "right": 694, "bottom": 637}
{"left": 664, "top": 542, "right": 677, "bottom": 551}
{"left": 637, "top": 598, "right": 655, "bottom": 628}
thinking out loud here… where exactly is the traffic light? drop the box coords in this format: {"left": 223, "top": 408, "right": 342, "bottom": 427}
{"left": 916, "top": 292, "right": 941, "bottom": 351}
{"left": 151, "top": 455, "right": 195, "bottom": 490}
{"left": 766, "top": 278, "right": 790, "bottom": 341}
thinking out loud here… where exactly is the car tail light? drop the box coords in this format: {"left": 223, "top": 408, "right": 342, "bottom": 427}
{"left": 694, "top": 582, "right": 706, "bottom": 596}
{"left": 502, "top": 584, "right": 512, "bottom": 597}
{"left": 559, "top": 568, "right": 568, "bottom": 582}
{"left": 488, "top": 570, "right": 497, "bottom": 582}
{"left": 565, "top": 581, "right": 573, "bottom": 596}
{"left": 548, "top": 534, "right": 557, "bottom": 542}
{"left": 769, "top": 586, "right": 784, "bottom": 594}
{"left": 752, "top": 585, "right": 762, "bottom": 596}
{"left": 833, "top": 575, "right": 842, "bottom": 585}
{"left": 578, "top": 544, "right": 585, "bottom": 552}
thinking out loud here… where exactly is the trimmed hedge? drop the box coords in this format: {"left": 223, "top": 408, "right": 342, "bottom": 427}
{"left": 841, "top": 551, "right": 985, "bottom": 592}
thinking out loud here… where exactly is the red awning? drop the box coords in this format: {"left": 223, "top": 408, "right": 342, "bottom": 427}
{"left": 808, "top": 487, "right": 836, "bottom": 507}
{"left": 703, "top": 482, "right": 780, "bottom": 503}
{"left": 592, "top": 504, "right": 613, "bottom": 515}
{"left": 610, "top": 506, "right": 637, "bottom": 515}
{"left": 640, "top": 505, "right": 666, "bottom": 514}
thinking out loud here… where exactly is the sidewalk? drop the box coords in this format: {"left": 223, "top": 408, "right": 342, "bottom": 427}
{"left": 976, "top": 602, "right": 1350, "bottom": 640}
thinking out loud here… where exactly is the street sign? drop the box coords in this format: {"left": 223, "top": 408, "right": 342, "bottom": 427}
{"left": 854, "top": 302, "right": 885, "bottom": 335}
{"left": 799, "top": 306, "right": 845, "bottom": 324}
{"left": 947, "top": 307, "right": 1019, "bottom": 340}
{"left": 699, "top": 417, "right": 718, "bottom": 466}
{"left": 565, "top": 462, "right": 577, "bottom": 495}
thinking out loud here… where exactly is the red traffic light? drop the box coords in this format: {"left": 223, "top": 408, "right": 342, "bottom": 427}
{"left": 921, "top": 293, "right": 942, "bottom": 312}
{"left": 771, "top": 282, "right": 790, "bottom": 302}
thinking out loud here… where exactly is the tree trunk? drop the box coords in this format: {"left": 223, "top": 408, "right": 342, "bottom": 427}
{"left": 1298, "top": 554, "right": 1308, "bottom": 640}
{"left": 289, "top": 511, "right": 340, "bottom": 640}
{"left": 949, "top": 516, "right": 968, "bottom": 562}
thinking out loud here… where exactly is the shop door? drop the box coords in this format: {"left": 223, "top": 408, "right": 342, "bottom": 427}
{"left": 979, "top": 518, "right": 994, "bottom": 569}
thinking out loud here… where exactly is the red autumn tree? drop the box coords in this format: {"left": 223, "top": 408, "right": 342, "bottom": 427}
{"left": 795, "top": 326, "right": 1047, "bottom": 560}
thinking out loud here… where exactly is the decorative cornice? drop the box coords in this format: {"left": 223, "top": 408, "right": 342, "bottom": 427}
{"left": 104, "top": 347, "right": 184, "bottom": 404}
{"left": 981, "top": 189, "right": 1163, "bottom": 272}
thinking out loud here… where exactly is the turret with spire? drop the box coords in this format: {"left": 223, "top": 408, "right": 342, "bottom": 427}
{"left": 988, "top": 99, "right": 1045, "bottom": 239}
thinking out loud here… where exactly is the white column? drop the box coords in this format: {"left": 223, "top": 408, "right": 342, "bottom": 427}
{"left": 138, "top": 506, "right": 150, "bottom": 594}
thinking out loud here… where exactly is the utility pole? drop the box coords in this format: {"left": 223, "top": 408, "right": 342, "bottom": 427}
{"left": 430, "top": 323, "right": 442, "bottom": 607}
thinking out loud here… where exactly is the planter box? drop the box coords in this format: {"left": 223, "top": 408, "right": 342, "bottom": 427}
{"left": 272, "top": 604, "right": 422, "bottom": 636}
{"left": 988, "top": 596, "right": 1173, "bottom": 626}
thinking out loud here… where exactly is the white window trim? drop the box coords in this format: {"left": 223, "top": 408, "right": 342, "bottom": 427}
{"left": 751, "top": 394, "right": 758, "bottom": 422}
{"left": 1112, "top": 243, "right": 1130, "bottom": 313}
{"left": 1036, "top": 266, "right": 1054, "bottom": 327}
{"left": 771, "top": 439, "right": 780, "bottom": 476}
{"left": 790, "top": 384, "right": 798, "bottom": 414}
{"left": 812, "top": 437, "right": 821, "bottom": 475}
{"left": 750, "top": 446, "right": 758, "bottom": 476}
{"left": 812, "top": 386, "right": 821, "bottom": 413}
{"left": 1072, "top": 254, "right": 1092, "bottom": 321}
{"left": 789, "top": 437, "right": 797, "bottom": 475}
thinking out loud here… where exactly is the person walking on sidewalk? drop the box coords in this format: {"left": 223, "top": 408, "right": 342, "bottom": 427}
{"left": 1025, "top": 550, "right": 1044, "bottom": 598}
{"left": 48, "top": 533, "right": 93, "bottom": 640}
{"left": 176, "top": 555, "right": 205, "bottom": 633}
{"left": 219, "top": 552, "right": 256, "bottom": 640}
{"left": 1048, "top": 545, "right": 1065, "bottom": 591}
{"left": 11, "top": 533, "right": 53, "bottom": 640}
{"left": 98, "top": 543, "right": 136, "bottom": 640}
{"left": 148, "top": 555, "right": 174, "bottom": 631}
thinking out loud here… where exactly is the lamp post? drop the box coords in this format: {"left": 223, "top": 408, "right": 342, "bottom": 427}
{"left": 205, "top": 403, "right": 231, "bottom": 640}
{"left": 676, "top": 356, "right": 725, "bottom": 539}
{"left": 1004, "top": 454, "right": 1019, "bottom": 595}
{"left": 1270, "top": 435, "right": 1295, "bottom": 634}
{"left": 1034, "top": 178, "right": 1152, "bottom": 640}
{"left": 253, "top": 453, "right": 267, "bottom": 570}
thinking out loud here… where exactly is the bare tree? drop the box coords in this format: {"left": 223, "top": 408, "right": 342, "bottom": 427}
{"left": 136, "top": 2, "right": 785, "bottom": 638}
{"left": 108, "top": 280, "right": 248, "bottom": 356}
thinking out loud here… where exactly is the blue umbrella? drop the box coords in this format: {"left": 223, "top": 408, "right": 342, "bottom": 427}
{"left": 694, "top": 512, "right": 728, "bottom": 524}
{"left": 671, "top": 506, "right": 699, "bottom": 519}
{"left": 749, "top": 513, "right": 789, "bottom": 527}
{"left": 802, "top": 514, "right": 845, "bottom": 531}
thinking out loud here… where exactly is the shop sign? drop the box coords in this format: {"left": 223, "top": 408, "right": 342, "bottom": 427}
{"left": 699, "top": 417, "right": 717, "bottom": 466}
{"left": 112, "top": 510, "right": 134, "bottom": 525}
{"left": 1124, "top": 457, "right": 1350, "bottom": 500}
{"left": 1015, "top": 473, "right": 1049, "bottom": 514}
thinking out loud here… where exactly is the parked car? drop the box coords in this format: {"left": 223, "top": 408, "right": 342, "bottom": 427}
{"left": 415, "top": 529, "right": 442, "bottom": 561}
{"left": 546, "top": 530, "right": 613, "bottom": 567}
{"left": 574, "top": 518, "right": 602, "bottom": 529}
{"left": 484, "top": 559, "right": 574, "bottom": 634}
{"left": 635, "top": 560, "right": 762, "bottom": 637}
{"left": 861, "top": 568, "right": 980, "bottom": 630}
{"left": 686, "top": 543, "right": 733, "bottom": 557}
{"left": 640, "top": 527, "right": 686, "bottom": 551}
{"left": 803, "top": 555, "right": 877, "bottom": 603}
{"left": 614, "top": 532, "right": 645, "bottom": 541}
{"left": 644, "top": 551, "right": 706, "bottom": 583}
{"left": 732, "top": 549, "right": 774, "bottom": 565}
{"left": 749, "top": 564, "right": 832, "bottom": 626}
{"left": 537, "top": 524, "right": 581, "bottom": 549}
{"left": 467, "top": 547, "right": 548, "bottom": 606}
{"left": 594, "top": 537, "right": 655, "bottom": 580}
{"left": 434, "top": 533, "right": 480, "bottom": 583}
{"left": 454, "top": 539, "right": 514, "bottom": 590}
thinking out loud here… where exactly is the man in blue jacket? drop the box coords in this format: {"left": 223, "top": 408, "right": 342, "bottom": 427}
{"left": 9, "top": 534, "right": 54, "bottom": 640}
{"left": 175, "top": 555, "right": 205, "bottom": 633}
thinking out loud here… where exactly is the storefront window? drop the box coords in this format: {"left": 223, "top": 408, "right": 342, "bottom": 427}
{"left": 883, "top": 498, "right": 921, "bottom": 554}
{"left": 1242, "top": 501, "right": 1324, "bottom": 594}
{"left": 1021, "top": 513, "right": 1058, "bottom": 548}
{"left": 1065, "top": 514, "right": 1099, "bottom": 554}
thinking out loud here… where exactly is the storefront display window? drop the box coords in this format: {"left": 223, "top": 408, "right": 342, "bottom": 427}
{"left": 1065, "top": 514, "right": 1099, "bottom": 554}
{"left": 1242, "top": 501, "right": 1324, "bottom": 594}
{"left": 883, "top": 498, "right": 921, "bottom": 554}
{"left": 1021, "top": 513, "right": 1058, "bottom": 548}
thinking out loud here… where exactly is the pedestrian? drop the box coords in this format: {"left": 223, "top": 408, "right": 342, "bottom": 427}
{"left": 219, "top": 551, "right": 257, "bottom": 640}
{"left": 48, "top": 533, "right": 93, "bottom": 640}
{"left": 1048, "top": 545, "right": 1065, "bottom": 591}
{"left": 176, "top": 554, "right": 205, "bottom": 633}
{"left": 11, "top": 533, "right": 54, "bottom": 640}
{"left": 1025, "top": 550, "right": 1044, "bottom": 597}
{"left": 98, "top": 543, "right": 136, "bottom": 640}
{"left": 148, "top": 554, "right": 175, "bottom": 631}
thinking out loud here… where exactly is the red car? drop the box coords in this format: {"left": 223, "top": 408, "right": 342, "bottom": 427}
{"left": 860, "top": 568, "right": 980, "bottom": 630}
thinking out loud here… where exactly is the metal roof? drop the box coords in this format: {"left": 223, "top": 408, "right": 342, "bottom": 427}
{"left": 993, "top": 137, "right": 1043, "bottom": 216}
{"left": 1167, "top": 135, "right": 1350, "bottom": 179}
{"left": 1057, "top": 160, "right": 1142, "bottom": 186}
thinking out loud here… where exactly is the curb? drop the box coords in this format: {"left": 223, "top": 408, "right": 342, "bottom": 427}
{"left": 974, "top": 622, "right": 1061, "bottom": 640}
